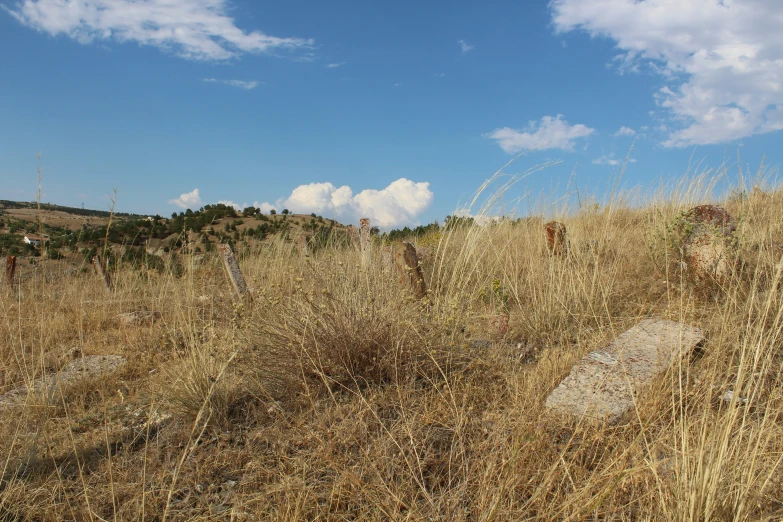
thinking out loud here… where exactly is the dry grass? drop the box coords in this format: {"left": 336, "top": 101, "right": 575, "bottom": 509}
{"left": 1, "top": 164, "right": 783, "bottom": 520}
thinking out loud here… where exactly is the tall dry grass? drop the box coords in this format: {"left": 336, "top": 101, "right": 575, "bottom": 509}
{"left": 0, "top": 161, "right": 782, "bottom": 520}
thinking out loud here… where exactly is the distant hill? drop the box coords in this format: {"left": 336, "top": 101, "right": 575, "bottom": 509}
{"left": 0, "top": 200, "right": 142, "bottom": 219}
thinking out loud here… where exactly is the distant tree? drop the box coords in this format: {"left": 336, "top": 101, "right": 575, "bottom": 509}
{"left": 270, "top": 209, "right": 277, "bottom": 215}
{"left": 282, "top": 209, "right": 289, "bottom": 215}
{"left": 243, "top": 206, "right": 257, "bottom": 217}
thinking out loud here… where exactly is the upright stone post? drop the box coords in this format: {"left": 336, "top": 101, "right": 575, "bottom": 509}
{"left": 544, "top": 221, "right": 568, "bottom": 256}
{"left": 297, "top": 235, "right": 311, "bottom": 258}
{"left": 218, "top": 243, "right": 249, "bottom": 299}
{"left": 92, "top": 255, "right": 113, "bottom": 293}
{"left": 359, "top": 218, "right": 371, "bottom": 254}
{"left": 5, "top": 256, "right": 15, "bottom": 287}
{"left": 393, "top": 242, "right": 427, "bottom": 299}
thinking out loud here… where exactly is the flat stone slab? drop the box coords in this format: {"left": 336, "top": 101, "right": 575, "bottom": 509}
{"left": 0, "top": 355, "right": 127, "bottom": 408}
{"left": 545, "top": 319, "right": 704, "bottom": 424}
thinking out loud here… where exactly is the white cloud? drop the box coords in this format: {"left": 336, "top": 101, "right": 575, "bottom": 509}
{"left": 217, "top": 200, "right": 246, "bottom": 211}
{"left": 486, "top": 115, "right": 595, "bottom": 153}
{"left": 613, "top": 126, "right": 636, "bottom": 137}
{"left": 551, "top": 0, "right": 783, "bottom": 147}
{"left": 592, "top": 153, "right": 636, "bottom": 166}
{"left": 203, "top": 78, "right": 259, "bottom": 90}
{"left": 458, "top": 39, "right": 474, "bottom": 53}
{"left": 169, "top": 188, "right": 202, "bottom": 209}
{"left": 255, "top": 178, "right": 433, "bottom": 228}
{"left": 326, "top": 62, "right": 346, "bottom": 68}
{"left": 4, "top": 0, "right": 314, "bottom": 61}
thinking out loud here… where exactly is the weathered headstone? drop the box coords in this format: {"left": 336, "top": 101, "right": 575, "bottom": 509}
{"left": 679, "top": 205, "right": 737, "bottom": 281}
{"left": 545, "top": 319, "right": 704, "bottom": 424}
{"left": 218, "top": 243, "right": 249, "bottom": 298}
{"left": 544, "top": 221, "right": 568, "bottom": 256}
{"left": 5, "top": 256, "right": 15, "bottom": 286}
{"left": 393, "top": 241, "right": 427, "bottom": 299}
{"left": 297, "top": 235, "right": 311, "bottom": 258}
{"left": 92, "top": 255, "right": 113, "bottom": 293}
{"left": 359, "top": 218, "right": 371, "bottom": 253}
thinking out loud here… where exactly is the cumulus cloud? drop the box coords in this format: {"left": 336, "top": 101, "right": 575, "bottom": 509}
{"left": 4, "top": 0, "right": 314, "bottom": 61}
{"left": 217, "top": 200, "right": 246, "bottom": 211}
{"left": 203, "top": 78, "right": 259, "bottom": 90}
{"left": 458, "top": 39, "right": 474, "bottom": 53}
{"left": 613, "top": 126, "right": 636, "bottom": 137}
{"left": 255, "top": 178, "right": 433, "bottom": 228}
{"left": 487, "top": 115, "right": 595, "bottom": 153}
{"left": 169, "top": 188, "right": 202, "bottom": 209}
{"left": 550, "top": 0, "right": 783, "bottom": 147}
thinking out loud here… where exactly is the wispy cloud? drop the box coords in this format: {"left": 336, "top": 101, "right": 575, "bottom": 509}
{"left": 5, "top": 0, "right": 314, "bottom": 61}
{"left": 393, "top": 82, "right": 404, "bottom": 87}
{"left": 592, "top": 153, "right": 636, "bottom": 166}
{"left": 203, "top": 78, "right": 259, "bottom": 90}
{"left": 613, "top": 126, "right": 636, "bottom": 137}
{"left": 168, "top": 188, "right": 202, "bottom": 209}
{"left": 326, "top": 62, "right": 346, "bottom": 68}
{"left": 255, "top": 178, "right": 433, "bottom": 228}
{"left": 458, "top": 39, "right": 474, "bottom": 53}
{"left": 486, "top": 115, "right": 595, "bottom": 153}
{"left": 551, "top": 0, "right": 783, "bottom": 147}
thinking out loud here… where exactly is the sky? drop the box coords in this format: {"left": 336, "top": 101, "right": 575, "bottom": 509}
{"left": 1, "top": 0, "right": 782, "bottom": 228}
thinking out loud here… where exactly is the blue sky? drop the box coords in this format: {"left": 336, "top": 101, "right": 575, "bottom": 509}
{"left": 1, "top": 0, "right": 781, "bottom": 227}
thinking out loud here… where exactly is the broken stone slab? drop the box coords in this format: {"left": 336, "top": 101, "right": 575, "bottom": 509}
{"left": 0, "top": 355, "right": 127, "bottom": 408}
{"left": 117, "top": 311, "right": 161, "bottom": 326}
{"left": 545, "top": 319, "right": 704, "bottom": 424}
{"left": 218, "top": 244, "right": 249, "bottom": 298}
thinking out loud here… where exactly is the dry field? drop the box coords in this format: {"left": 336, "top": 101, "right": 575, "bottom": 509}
{"left": 1, "top": 170, "right": 783, "bottom": 521}
{"left": 3, "top": 208, "right": 110, "bottom": 231}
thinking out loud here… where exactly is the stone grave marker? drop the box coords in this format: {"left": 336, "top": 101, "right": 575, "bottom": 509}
{"left": 218, "top": 243, "right": 249, "bottom": 298}
{"left": 393, "top": 241, "right": 427, "bottom": 299}
{"left": 92, "top": 254, "right": 113, "bottom": 293}
{"left": 359, "top": 218, "right": 371, "bottom": 253}
{"left": 679, "top": 205, "right": 737, "bottom": 281}
{"left": 544, "top": 221, "right": 568, "bottom": 255}
{"left": 5, "top": 256, "right": 15, "bottom": 286}
{"left": 545, "top": 318, "right": 704, "bottom": 424}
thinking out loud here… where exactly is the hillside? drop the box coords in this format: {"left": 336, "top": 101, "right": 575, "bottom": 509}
{"left": 1, "top": 184, "right": 783, "bottom": 520}
{"left": 0, "top": 201, "right": 356, "bottom": 279}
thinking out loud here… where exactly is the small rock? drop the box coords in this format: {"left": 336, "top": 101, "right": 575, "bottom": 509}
{"left": 117, "top": 311, "right": 161, "bottom": 326}
{"left": 722, "top": 390, "right": 748, "bottom": 404}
